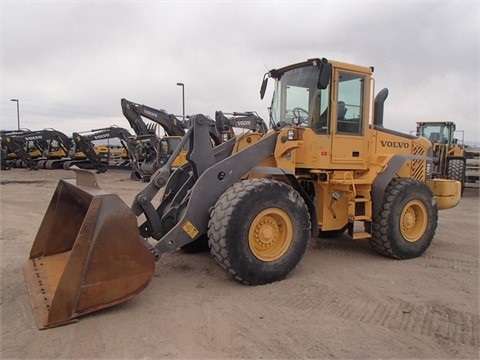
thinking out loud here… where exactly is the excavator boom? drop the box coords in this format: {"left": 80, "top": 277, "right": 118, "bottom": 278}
{"left": 70, "top": 126, "right": 137, "bottom": 174}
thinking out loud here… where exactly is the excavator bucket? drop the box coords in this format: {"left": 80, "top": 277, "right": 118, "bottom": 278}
{"left": 23, "top": 169, "right": 155, "bottom": 329}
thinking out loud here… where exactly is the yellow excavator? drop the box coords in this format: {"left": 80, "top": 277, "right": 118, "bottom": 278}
{"left": 24, "top": 58, "right": 461, "bottom": 329}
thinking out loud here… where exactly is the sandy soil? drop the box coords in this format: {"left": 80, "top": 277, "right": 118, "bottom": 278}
{"left": 1, "top": 168, "right": 479, "bottom": 359}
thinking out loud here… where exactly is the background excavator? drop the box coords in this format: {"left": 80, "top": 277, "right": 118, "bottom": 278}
{"left": 1, "top": 129, "right": 33, "bottom": 169}
{"left": 68, "top": 126, "right": 137, "bottom": 174}
{"left": 214, "top": 110, "right": 269, "bottom": 142}
{"left": 2, "top": 128, "right": 73, "bottom": 170}
{"left": 121, "top": 98, "right": 266, "bottom": 180}
{"left": 24, "top": 58, "right": 461, "bottom": 330}
{"left": 121, "top": 98, "right": 192, "bottom": 180}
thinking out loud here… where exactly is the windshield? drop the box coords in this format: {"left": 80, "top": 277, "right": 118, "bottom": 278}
{"left": 418, "top": 124, "right": 453, "bottom": 144}
{"left": 271, "top": 65, "right": 330, "bottom": 131}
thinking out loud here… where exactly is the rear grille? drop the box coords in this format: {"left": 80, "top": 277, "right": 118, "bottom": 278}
{"left": 411, "top": 144, "right": 428, "bottom": 180}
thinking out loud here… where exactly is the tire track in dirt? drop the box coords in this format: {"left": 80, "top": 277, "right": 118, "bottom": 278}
{"left": 259, "top": 281, "right": 479, "bottom": 347}
{"left": 154, "top": 245, "right": 480, "bottom": 348}
{"left": 309, "top": 236, "right": 375, "bottom": 258}
{"left": 415, "top": 254, "right": 479, "bottom": 275}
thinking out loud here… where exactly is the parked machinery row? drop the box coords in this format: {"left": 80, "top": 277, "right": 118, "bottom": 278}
{"left": 1, "top": 100, "right": 269, "bottom": 181}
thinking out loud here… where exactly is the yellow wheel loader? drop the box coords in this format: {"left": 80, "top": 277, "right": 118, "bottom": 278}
{"left": 24, "top": 58, "right": 461, "bottom": 329}
{"left": 416, "top": 121, "right": 466, "bottom": 190}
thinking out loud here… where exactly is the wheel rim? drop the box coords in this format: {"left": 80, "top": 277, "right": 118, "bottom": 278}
{"left": 248, "top": 208, "right": 293, "bottom": 262}
{"left": 400, "top": 199, "right": 428, "bottom": 242}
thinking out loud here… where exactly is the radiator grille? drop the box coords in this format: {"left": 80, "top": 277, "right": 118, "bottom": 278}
{"left": 411, "top": 144, "right": 428, "bottom": 180}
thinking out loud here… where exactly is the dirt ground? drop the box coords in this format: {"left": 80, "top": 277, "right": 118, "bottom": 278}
{"left": 1, "top": 168, "right": 479, "bottom": 359}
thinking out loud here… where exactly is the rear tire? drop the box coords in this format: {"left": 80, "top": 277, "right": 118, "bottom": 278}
{"left": 208, "top": 179, "right": 311, "bottom": 285}
{"left": 447, "top": 158, "right": 465, "bottom": 195}
{"left": 369, "top": 178, "right": 438, "bottom": 259}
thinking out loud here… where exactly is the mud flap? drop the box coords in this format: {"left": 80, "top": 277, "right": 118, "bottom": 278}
{"left": 24, "top": 170, "right": 155, "bottom": 329}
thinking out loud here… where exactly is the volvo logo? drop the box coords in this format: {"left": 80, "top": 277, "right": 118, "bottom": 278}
{"left": 144, "top": 110, "right": 158, "bottom": 118}
{"left": 380, "top": 140, "right": 410, "bottom": 149}
{"left": 24, "top": 135, "right": 43, "bottom": 141}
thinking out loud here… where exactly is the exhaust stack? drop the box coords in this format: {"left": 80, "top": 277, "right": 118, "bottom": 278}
{"left": 373, "top": 88, "right": 389, "bottom": 127}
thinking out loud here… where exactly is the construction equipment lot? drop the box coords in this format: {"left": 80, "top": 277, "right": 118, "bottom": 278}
{"left": 1, "top": 168, "right": 478, "bottom": 359}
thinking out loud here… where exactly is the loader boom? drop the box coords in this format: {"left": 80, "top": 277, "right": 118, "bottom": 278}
{"left": 132, "top": 114, "right": 279, "bottom": 251}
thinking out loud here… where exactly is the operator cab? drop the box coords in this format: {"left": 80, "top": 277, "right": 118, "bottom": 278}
{"left": 261, "top": 58, "right": 374, "bottom": 168}
{"left": 416, "top": 122, "right": 457, "bottom": 145}
{"left": 265, "top": 58, "right": 367, "bottom": 137}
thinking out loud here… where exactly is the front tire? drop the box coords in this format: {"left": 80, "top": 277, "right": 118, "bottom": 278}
{"left": 370, "top": 178, "right": 438, "bottom": 259}
{"left": 208, "top": 179, "right": 311, "bottom": 285}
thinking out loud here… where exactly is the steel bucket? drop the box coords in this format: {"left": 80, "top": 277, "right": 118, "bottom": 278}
{"left": 24, "top": 170, "right": 155, "bottom": 329}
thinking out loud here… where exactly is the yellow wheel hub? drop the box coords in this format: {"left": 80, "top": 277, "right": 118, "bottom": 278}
{"left": 400, "top": 199, "right": 428, "bottom": 242}
{"left": 248, "top": 208, "right": 293, "bottom": 262}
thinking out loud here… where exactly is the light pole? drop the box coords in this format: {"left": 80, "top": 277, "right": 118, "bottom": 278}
{"left": 10, "top": 99, "right": 20, "bottom": 130}
{"left": 176, "top": 83, "right": 185, "bottom": 120}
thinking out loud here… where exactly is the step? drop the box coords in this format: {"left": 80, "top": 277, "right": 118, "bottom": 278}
{"left": 352, "top": 232, "right": 371, "bottom": 240}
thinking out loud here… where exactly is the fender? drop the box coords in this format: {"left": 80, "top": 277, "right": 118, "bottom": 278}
{"left": 371, "top": 154, "right": 431, "bottom": 218}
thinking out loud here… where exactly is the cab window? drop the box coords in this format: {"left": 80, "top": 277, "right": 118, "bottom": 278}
{"left": 336, "top": 72, "right": 365, "bottom": 135}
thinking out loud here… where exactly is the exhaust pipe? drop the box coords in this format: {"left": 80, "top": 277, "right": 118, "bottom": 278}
{"left": 373, "top": 88, "right": 389, "bottom": 127}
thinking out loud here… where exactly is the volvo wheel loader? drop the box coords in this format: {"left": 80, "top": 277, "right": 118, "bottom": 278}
{"left": 24, "top": 58, "right": 461, "bottom": 330}
{"left": 416, "top": 121, "right": 465, "bottom": 183}
{"left": 415, "top": 121, "right": 480, "bottom": 192}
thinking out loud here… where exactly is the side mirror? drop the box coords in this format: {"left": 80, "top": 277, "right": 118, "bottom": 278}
{"left": 317, "top": 59, "right": 331, "bottom": 90}
{"left": 260, "top": 73, "right": 268, "bottom": 100}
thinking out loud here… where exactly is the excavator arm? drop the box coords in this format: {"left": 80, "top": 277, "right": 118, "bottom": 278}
{"left": 215, "top": 111, "right": 269, "bottom": 141}
{"left": 121, "top": 98, "right": 223, "bottom": 180}
{"left": 72, "top": 126, "right": 152, "bottom": 175}
{"left": 121, "top": 98, "right": 187, "bottom": 137}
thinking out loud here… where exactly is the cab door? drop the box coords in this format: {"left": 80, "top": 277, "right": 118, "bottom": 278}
{"left": 330, "top": 70, "right": 370, "bottom": 168}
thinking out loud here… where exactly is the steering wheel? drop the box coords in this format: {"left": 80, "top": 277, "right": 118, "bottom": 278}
{"left": 292, "top": 107, "right": 309, "bottom": 125}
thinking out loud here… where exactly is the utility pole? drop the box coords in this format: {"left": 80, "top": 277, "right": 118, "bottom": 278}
{"left": 10, "top": 99, "right": 20, "bottom": 130}
{"left": 176, "top": 83, "right": 185, "bottom": 120}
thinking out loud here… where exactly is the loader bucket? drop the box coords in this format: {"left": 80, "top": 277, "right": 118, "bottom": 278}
{"left": 23, "top": 169, "right": 155, "bottom": 329}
